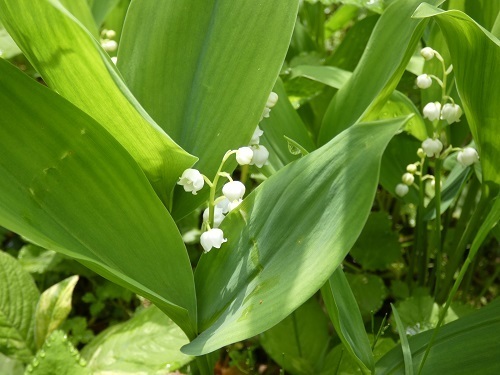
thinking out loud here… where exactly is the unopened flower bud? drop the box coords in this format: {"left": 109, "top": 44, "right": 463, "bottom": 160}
{"left": 395, "top": 183, "right": 409, "bottom": 197}
{"left": 177, "top": 169, "right": 204, "bottom": 194}
{"left": 101, "top": 39, "right": 118, "bottom": 52}
{"left": 420, "top": 47, "right": 436, "bottom": 61}
{"left": 200, "top": 228, "right": 227, "bottom": 253}
{"left": 250, "top": 145, "right": 269, "bottom": 168}
{"left": 416, "top": 74, "right": 432, "bottom": 89}
{"left": 457, "top": 147, "right": 479, "bottom": 167}
{"left": 105, "top": 29, "right": 116, "bottom": 39}
{"left": 421, "top": 138, "right": 443, "bottom": 158}
{"left": 423, "top": 102, "right": 441, "bottom": 121}
{"left": 440, "top": 103, "right": 463, "bottom": 124}
{"left": 235, "top": 147, "right": 254, "bottom": 165}
{"left": 402, "top": 173, "right": 415, "bottom": 186}
{"left": 222, "top": 181, "right": 246, "bottom": 202}
{"left": 406, "top": 164, "right": 417, "bottom": 173}
{"left": 266, "top": 92, "right": 279, "bottom": 108}
{"left": 417, "top": 148, "right": 426, "bottom": 159}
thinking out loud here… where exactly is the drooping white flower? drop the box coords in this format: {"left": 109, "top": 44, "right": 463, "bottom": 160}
{"left": 423, "top": 102, "right": 441, "bottom": 121}
{"left": 228, "top": 199, "right": 242, "bottom": 212}
{"left": 105, "top": 29, "right": 116, "bottom": 39}
{"left": 250, "top": 126, "right": 264, "bottom": 145}
{"left": 402, "top": 173, "right": 415, "bottom": 186}
{"left": 250, "top": 145, "right": 269, "bottom": 168}
{"left": 200, "top": 228, "right": 227, "bottom": 253}
{"left": 222, "top": 181, "right": 246, "bottom": 202}
{"left": 203, "top": 207, "right": 225, "bottom": 228}
{"left": 440, "top": 103, "right": 463, "bottom": 124}
{"left": 406, "top": 164, "right": 418, "bottom": 173}
{"left": 395, "top": 183, "right": 409, "bottom": 197}
{"left": 236, "top": 147, "right": 254, "bottom": 165}
{"left": 457, "top": 147, "right": 479, "bottom": 167}
{"left": 101, "top": 39, "right": 118, "bottom": 52}
{"left": 111, "top": 56, "right": 118, "bottom": 65}
{"left": 421, "top": 138, "right": 443, "bottom": 158}
{"left": 216, "top": 197, "right": 231, "bottom": 214}
{"left": 420, "top": 47, "right": 435, "bottom": 61}
{"left": 177, "top": 168, "right": 204, "bottom": 195}
{"left": 260, "top": 107, "right": 271, "bottom": 121}
{"left": 416, "top": 74, "right": 432, "bottom": 89}
{"left": 266, "top": 92, "right": 279, "bottom": 108}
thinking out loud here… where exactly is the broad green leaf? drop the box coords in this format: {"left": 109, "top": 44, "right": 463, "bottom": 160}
{"left": 260, "top": 298, "right": 330, "bottom": 375}
{"left": 28, "top": 330, "right": 89, "bottom": 375}
{"left": 58, "top": 0, "right": 99, "bottom": 37}
{"left": 81, "top": 306, "right": 192, "bottom": 374}
{"left": 0, "top": 0, "right": 196, "bottom": 205}
{"left": 88, "top": 0, "right": 120, "bottom": 27}
{"left": 350, "top": 212, "right": 401, "bottom": 271}
{"left": 376, "top": 299, "right": 500, "bottom": 374}
{"left": 0, "top": 353, "right": 23, "bottom": 375}
{"left": 0, "top": 58, "right": 196, "bottom": 338}
{"left": 413, "top": 5, "right": 500, "bottom": 188}
{"left": 18, "top": 245, "right": 62, "bottom": 275}
{"left": 0, "top": 251, "right": 39, "bottom": 363}
{"left": 290, "top": 65, "right": 352, "bottom": 89}
{"left": 260, "top": 78, "right": 315, "bottom": 171}
{"left": 464, "top": 0, "right": 500, "bottom": 31}
{"left": 318, "top": 0, "right": 444, "bottom": 144}
{"left": 321, "top": 268, "right": 374, "bottom": 374}
{"left": 0, "top": 21, "right": 20, "bottom": 59}
{"left": 118, "top": 0, "right": 299, "bottom": 218}
{"left": 183, "top": 116, "right": 410, "bottom": 355}
{"left": 391, "top": 304, "right": 414, "bottom": 375}
{"left": 35, "top": 276, "right": 79, "bottom": 349}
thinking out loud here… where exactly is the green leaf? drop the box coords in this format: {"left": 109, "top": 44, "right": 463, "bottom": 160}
{"left": 89, "top": 0, "right": 120, "bottom": 27}
{"left": 18, "top": 245, "right": 62, "bottom": 275}
{"left": 0, "top": 251, "right": 39, "bottom": 363}
{"left": 390, "top": 304, "right": 414, "bottom": 375}
{"left": 117, "top": 0, "right": 299, "bottom": 218}
{"left": 346, "top": 273, "right": 387, "bottom": 320}
{"left": 319, "top": 0, "right": 444, "bottom": 144}
{"left": 350, "top": 212, "right": 402, "bottom": 271}
{"left": 377, "top": 299, "right": 500, "bottom": 374}
{"left": 0, "top": 0, "right": 196, "bottom": 204}
{"left": 260, "top": 298, "right": 330, "bottom": 375}
{"left": 27, "top": 330, "right": 90, "bottom": 375}
{"left": 58, "top": 0, "right": 99, "bottom": 37}
{"left": 35, "top": 276, "right": 79, "bottom": 349}
{"left": 0, "top": 58, "right": 196, "bottom": 338}
{"left": 0, "top": 21, "right": 21, "bottom": 59}
{"left": 290, "top": 65, "right": 352, "bottom": 89}
{"left": 183, "top": 116, "right": 410, "bottom": 355}
{"left": 81, "top": 306, "right": 192, "bottom": 374}
{"left": 413, "top": 5, "right": 500, "bottom": 188}
{"left": 0, "top": 353, "right": 23, "bottom": 375}
{"left": 321, "top": 268, "right": 374, "bottom": 373}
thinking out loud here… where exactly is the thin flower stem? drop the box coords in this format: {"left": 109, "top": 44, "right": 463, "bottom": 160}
{"left": 433, "top": 158, "right": 442, "bottom": 295}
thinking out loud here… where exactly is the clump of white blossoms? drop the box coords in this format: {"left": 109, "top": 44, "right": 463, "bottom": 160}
{"left": 100, "top": 29, "right": 118, "bottom": 52}
{"left": 178, "top": 92, "right": 278, "bottom": 252}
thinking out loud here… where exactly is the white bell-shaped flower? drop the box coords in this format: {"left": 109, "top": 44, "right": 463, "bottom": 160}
{"left": 423, "top": 102, "right": 441, "bottom": 121}
{"left": 260, "top": 107, "right": 271, "bottom": 121}
{"left": 266, "top": 92, "right": 279, "bottom": 108}
{"left": 420, "top": 47, "right": 435, "bottom": 61}
{"left": 421, "top": 138, "right": 443, "bottom": 158}
{"left": 101, "top": 39, "right": 118, "bottom": 52}
{"left": 416, "top": 74, "right": 432, "bottom": 89}
{"left": 177, "top": 169, "right": 205, "bottom": 195}
{"left": 395, "top": 183, "right": 409, "bottom": 197}
{"left": 457, "top": 147, "right": 479, "bottom": 167}
{"left": 216, "top": 197, "right": 231, "bottom": 214}
{"left": 402, "top": 173, "right": 415, "bottom": 186}
{"left": 222, "top": 181, "right": 246, "bottom": 202}
{"left": 440, "top": 103, "right": 463, "bottom": 124}
{"left": 228, "top": 199, "right": 243, "bottom": 212}
{"left": 200, "top": 228, "right": 227, "bottom": 253}
{"left": 203, "top": 207, "right": 225, "bottom": 228}
{"left": 250, "top": 126, "right": 264, "bottom": 145}
{"left": 236, "top": 147, "right": 254, "bottom": 165}
{"left": 250, "top": 145, "right": 269, "bottom": 168}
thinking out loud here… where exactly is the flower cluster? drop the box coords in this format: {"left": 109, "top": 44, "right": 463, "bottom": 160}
{"left": 177, "top": 92, "right": 278, "bottom": 252}
{"left": 100, "top": 29, "right": 118, "bottom": 52}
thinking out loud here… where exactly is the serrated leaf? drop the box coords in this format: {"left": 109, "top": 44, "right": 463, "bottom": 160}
{"left": 0, "top": 0, "right": 196, "bottom": 204}
{"left": 81, "top": 306, "right": 192, "bottom": 374}
{"left": 0, "top": 251, "right": 39, "bottom": 363}
{"left": 28, "top": 330, "right": 89, "bottom": 375}
{"left": 183, "top": 117, "right": 409, "bottom": 355}
{"left": 0, "top": 58, "right": 196, "bottom": 338}
{"left": 117, "top": 0, "right": 299, "bottom": 218}
{"left": 35, "top": 276, "right": 79, "bottom": 349}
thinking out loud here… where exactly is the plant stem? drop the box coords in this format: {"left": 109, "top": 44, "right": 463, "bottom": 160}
{"left": 413, "top": 158, "right": 427, "bottom": 289}
{"left": 195, "top": 355, "right": 213, "bottom": 375}
{"left": 432, "top": 159, "right": 442, "bottom": 295}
